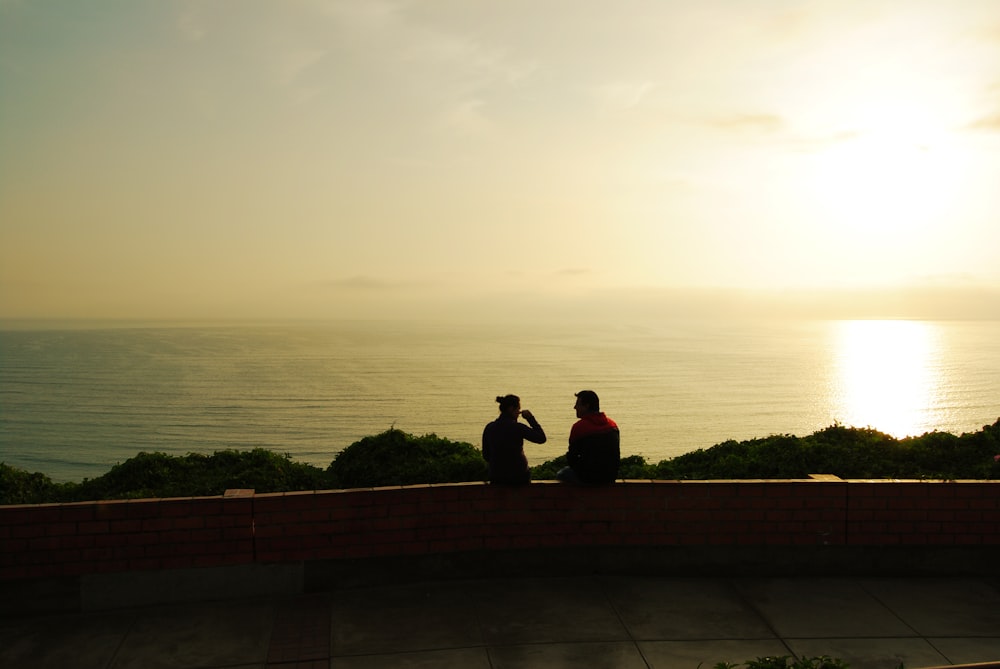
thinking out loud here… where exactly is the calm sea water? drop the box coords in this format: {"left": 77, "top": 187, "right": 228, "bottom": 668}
{"left": 1, "top": 318, "right": 998, "bottom": 482}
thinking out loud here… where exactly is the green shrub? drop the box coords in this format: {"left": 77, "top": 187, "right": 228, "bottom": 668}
{"left": 529, "top": 453, "right": 655, "bottom": 480}
{"left": 3, "top": 419, "right": 998, "bottom": 504}
{"left": 1, "top": 449, "right": 332, "bottom": 504}
{"left": 0, "top": 462, "right": 63, "bottom": 505}
{"left": 619, "top": 454, "right": 652, "bottom": 479}
{"left": 649, "top": 419, "right": 1000, "bottom": 481}
{"left": 328, "top": 427, "right": 487, "bottom": 488}
{"left": 529, "top": 454, "right": 567, "bottom": 481}
{"left": 82, "top": 449, "right": 328, "bottom": 500}
{"left": 729, "top": 657, "right": 851, "bottom": 669}
{"left": 708, "top": 656, "right": 853, "bottom": 669}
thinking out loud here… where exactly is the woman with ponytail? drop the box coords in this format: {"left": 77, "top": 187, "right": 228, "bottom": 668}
{"left": 482, "top": 394, "right": 546, "bottom": 485}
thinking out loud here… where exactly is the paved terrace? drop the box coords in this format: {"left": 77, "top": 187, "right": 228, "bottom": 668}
{"left": 2, "top": 573, "right": 1000, "bottom": 668}
{"left": 2, "top": 478, "right": 1000, "bottom": 668}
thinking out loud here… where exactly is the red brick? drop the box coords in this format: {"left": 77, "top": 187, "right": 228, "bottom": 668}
{"left": 851, "top": 497, "right": 888, "bottom": 510}
{"left": 27, "top": 536, "right": 62, "bottom": 551}
{"left": 57, "top": 504, "right": 96, "bottom": 522}
{"left": 108, "top": 519, "right": 142, "bottom": 533}
{"left": 0, "top": 565, "right": 30, "bottom": 580}
{"left": 126, "top": 532, "right": 162, "bottom": 546}
{"left": 268, "top": 492, "right": 319, "bottom": 510}
{"left": 58, "top": 534, "right": 96, "bottom": 550}
{"left": 140, "top": 518, "right": 175, "bottom": 532}
{"left": 167, "top": 515, "right": 207, "bottom": 531}
{"left": 186, "top": 527, "right": 223, "bottom": 543}
{"left": 156, "top": 529, "right": 190, "bottom": 545}
{"left": 159, "top": 556, "right": 196, "bottom": 570}
{"left": 955, "top": 484, "right": 993, "bottom": 498}
{"left": 126, "top": 557, "right": 164, "bottom": 571}
{"left": 93, "top": 501, "right": 130, "bottom": 520}
{"left": 923, "top": 533, "right": 955, "bottom": 545}
{"left": 113, "top": 545, "right": 147, "bottom": 560}
{"left": 796, "top": 509, "right": 841, "bottom": 522}
{"left": 39, "top": 521, "right": 76, "bottom": 536}
{"left": 676, "top": 534, "right": 709, "bottom": 546}
{"left": 10, "top": 524, "right": 45, "bottom": 539}
{"left": 204, "top": 514, "right": 239, "bottom": 528}
{"left": 484, "top": 536, "right": 510, "bottom": 550}
{"left": 250, "top": 493, "right": 290, "bottom": 512}
{"left": 156, "top": 499, "right": 199, "bottom": 517}
{"left": 77, "top": 520, "right": 111, "bottom": 535}
{"left": 93, "top": 532, "right": 130, "bottom": 549}
{"left": 218, "top": 497, "right": 250, "bottom": 514}
{"left": 253, "top": 523, "right": 285, "bottom": 539}
{"left": 1, "top": 505, "right": 61, "bottom": 524}
{"left": 125, "top": 500, "right": 163, "bottom": 518}
{"left": 256, "top": 510, "right": 304, "bottom": 526}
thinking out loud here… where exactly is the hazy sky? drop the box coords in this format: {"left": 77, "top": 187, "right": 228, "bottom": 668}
{"left": 2, "top": 1, "right": 1000, "bottom": 322}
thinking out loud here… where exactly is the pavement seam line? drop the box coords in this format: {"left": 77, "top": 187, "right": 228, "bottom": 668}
{"left": 598, "top": 575, "right": 653, "bottom": 669}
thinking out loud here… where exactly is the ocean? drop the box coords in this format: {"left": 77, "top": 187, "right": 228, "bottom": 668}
{"left": 1, "top": 318, "right": 998, "bottom": 483}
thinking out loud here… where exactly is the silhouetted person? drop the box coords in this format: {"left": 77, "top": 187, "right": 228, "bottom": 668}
{"left": 482, "top": 394, "right": 546, "bottom": 485}
{"left": 557, "top": 390, "right": 620, "bottom": 485}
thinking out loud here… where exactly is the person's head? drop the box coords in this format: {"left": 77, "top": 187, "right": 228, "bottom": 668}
{"left": 574, "top": 390, "right": 600, "bottom": 417}
{"left": 496, "top": 394, "right": 521, "bottom": 417}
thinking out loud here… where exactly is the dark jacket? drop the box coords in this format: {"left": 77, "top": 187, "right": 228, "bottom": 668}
{"left": 567, "top": 412, "right": 620, "bottom": 484}
{"left": 482, "top": 414, "right": 546, "bottom": 485}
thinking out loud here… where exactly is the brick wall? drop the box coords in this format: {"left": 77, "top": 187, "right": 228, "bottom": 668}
{"left": 0, "top": 491, "right": 254, "bottom": 580}
{"left": 2, "top": 479, "right": 998, "bottom": 581}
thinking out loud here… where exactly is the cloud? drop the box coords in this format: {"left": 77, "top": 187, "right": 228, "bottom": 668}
{"left": 442, "top": 99, "right": 491, "bottom": 135}
{"left": 706, "top": 114, "right": 784, "bottom": 133}
{"left": 319, "top": 0, "right": 534, "bottom": 88}
{"left": 314, "top": 0, "right": 400, "bottom": 35}
{"left": 967, "top": 113, "right": 1000, "bottom": 132}
{"left": 271, "top": 46, "right": 327, "bottom": 105}
{"left": 313, "top": 0, "right": 536, "bottom": 130}
{"left": 406, "top": 33, "right": 528, "bottom": 84}
{"left": 274, "top": 48, "right": 327, "bottom": 86}
{"left": 691, "top": 112, "right": 868, "bottom": 153}
{"left": 971, "top": 22, "right": 1000, "bottom": 44}
{"left": 319, "top": 276, "right": 395, "bottom": 291}
{"left": 588, "top": 81, "right": 656, "bottom": 113}
{"left": 785, "top": 129, "right": 862, "bottom": 153}
{"left": 176, "top": 7, "right": 206, "bottom": 42}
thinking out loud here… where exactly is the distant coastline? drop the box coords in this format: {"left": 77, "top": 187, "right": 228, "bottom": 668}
{"left": 4, "top": 281, "right": 1000, "bottom": 328}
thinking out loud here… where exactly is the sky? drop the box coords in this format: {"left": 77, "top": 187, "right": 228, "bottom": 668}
{"left": 2, "top": 0, "right": 1000, "bottom": 323}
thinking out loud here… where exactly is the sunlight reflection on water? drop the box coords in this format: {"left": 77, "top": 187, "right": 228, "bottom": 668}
{"left": 830, "top": 320, "right": 941, "bottom": 438}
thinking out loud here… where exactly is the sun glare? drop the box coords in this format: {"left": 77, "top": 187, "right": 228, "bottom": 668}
{"left": 830, "top": 320, "right": 941, "bottom": 438}
{"left": 807, "top": 105, "right": 962, "bottom": 243}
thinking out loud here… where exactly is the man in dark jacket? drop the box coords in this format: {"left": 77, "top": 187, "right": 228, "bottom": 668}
{"left": 557, "top": 390, "right": 620, "bottom": 485}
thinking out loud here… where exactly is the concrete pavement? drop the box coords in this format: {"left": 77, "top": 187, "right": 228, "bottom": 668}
{"left": 2, "top": 575, "right": 1000, "bottom": 669}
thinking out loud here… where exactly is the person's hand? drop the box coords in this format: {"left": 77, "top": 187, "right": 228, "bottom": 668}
{"left": 521, "top": 410, "right": 534, "bottom": 422}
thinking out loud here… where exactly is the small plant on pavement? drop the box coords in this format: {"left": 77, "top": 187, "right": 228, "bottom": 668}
{"left": 708, "top": 657, "right": 852, "bottom": 669}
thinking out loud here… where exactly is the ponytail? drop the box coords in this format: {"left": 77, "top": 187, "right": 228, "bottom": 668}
{"left": 496, "top": 394, "right": 520, "bottom": 412}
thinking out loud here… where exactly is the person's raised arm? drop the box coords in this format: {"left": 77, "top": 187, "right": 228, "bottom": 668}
{"left": 519, "top": 410, "right": 546, "bottom": 444}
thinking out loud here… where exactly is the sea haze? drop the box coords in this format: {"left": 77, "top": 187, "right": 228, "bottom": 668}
{"left": 1, "top": 318, "right": 998, "bottom": 482}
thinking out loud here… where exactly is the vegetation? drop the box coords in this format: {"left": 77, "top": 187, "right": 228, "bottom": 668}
{"left": 649, "top": 419, "right": 1000, "bottom": 481}
{"left": 327, "top": 427, "right": 486, "bottom": 488}
{"left": 707, "top": 657, "right": 854, "bottom": 669}
{"left": 0, "top": 449, "right": 330, "bottom": 505}
{"left": 2, "top": 420, "right": 998, "bottom": 505}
